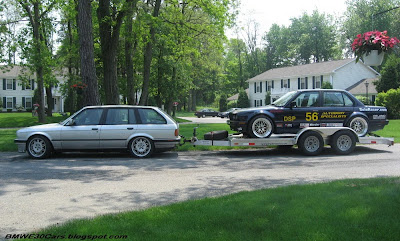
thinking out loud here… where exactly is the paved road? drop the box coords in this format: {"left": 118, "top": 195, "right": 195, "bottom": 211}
{"left": 1, "top": 145, "right": 399, "bottom": 237}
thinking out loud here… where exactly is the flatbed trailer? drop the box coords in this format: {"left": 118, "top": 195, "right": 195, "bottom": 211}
{"left": 183, "top": 127, "right": 394, "bottom": 156}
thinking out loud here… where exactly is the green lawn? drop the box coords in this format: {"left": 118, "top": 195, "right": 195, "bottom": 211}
{"left": 22, "top": 177, "right": 400, "bottom": 241}
{"left": 374, "top": 119, "right": 400, "bottom": 143}
{"left": 0, "top": 112, "right": 68, "bottom": 128}
{"left": 0, "top": 129, "right": 18, "bottom": 152}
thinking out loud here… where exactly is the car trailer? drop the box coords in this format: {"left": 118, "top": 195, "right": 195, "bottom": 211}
{"left": 181, "top": 127, "right": 394, "bottom": 156}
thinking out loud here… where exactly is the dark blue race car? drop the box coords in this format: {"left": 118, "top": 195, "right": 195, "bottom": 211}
{"left": 229, "top": 89, "right": 389, "bottom": 138}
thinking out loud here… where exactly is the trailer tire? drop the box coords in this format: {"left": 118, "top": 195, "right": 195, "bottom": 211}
{"left": 204, "top": 130, "right": 228, "bottom": 140}
{"left": 330, "top": 130, "right": 356, "bottom": 155}
{"left": 298, "top": 131, "right": 324, "bottom": 156}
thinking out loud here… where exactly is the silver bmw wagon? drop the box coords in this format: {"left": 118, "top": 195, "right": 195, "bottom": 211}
{"left": 15, "top": 105, "right": 180, "bottom": 158}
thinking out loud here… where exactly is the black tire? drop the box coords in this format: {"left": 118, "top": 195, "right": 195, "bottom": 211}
{"left": 330, "top": 130, "right": 356, "bottom": 155}
{"left": 248, "top": 115, "right": 274, "bottom": 138}
{"left": 347, "top": 116, "right": 369, "bottom": 137}
{"left": 204, "top": 130, "right": 229, "bottom": 140}
{"left": 129, "top": 137, "right": 154, "bottom": 158}
{"left": 298, "top": 131, "right": 324, "bottom": 156}
{"left": 27, "top": 135, "right": 52, "bottom": 159}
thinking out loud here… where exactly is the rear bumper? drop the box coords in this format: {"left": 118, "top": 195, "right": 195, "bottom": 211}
{"left": 153, "top": 138, "right": 181, "bottom": 150}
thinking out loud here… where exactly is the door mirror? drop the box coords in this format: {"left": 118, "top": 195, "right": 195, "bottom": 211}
{"left": 65, "top": 119, "right": 75, "bottom": 126}
{"left": 290, "top": 102, "right": 297, "bottom": 109}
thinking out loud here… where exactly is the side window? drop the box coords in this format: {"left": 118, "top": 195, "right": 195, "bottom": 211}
{"left": 293, "top": 92, "right": 320, "bottom": 107}
{"left": 138, "top": 108, "right": 167, "bottom": 124}
{"left": 105, "top": 109, "right": 129, "bottom": 125}
{"left": 343, "top": 94, "right": 354, "bottom": 107}
{"left": 324, "top": 92, "right": 347, "bottom": 107}
{"left": 74, "top": 109, "right": 103, "bottom": 126}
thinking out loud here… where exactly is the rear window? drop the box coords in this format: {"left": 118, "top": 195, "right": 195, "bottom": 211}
{"left": 138, "top": 108, "right": 167, "bottom": 124}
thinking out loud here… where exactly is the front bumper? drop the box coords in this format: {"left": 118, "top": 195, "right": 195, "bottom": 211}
{"left": 229, "top": 120, "right": 247, "bottom": 132}
{"left": 14, "top": 140, "right": 26, "bottom": 153}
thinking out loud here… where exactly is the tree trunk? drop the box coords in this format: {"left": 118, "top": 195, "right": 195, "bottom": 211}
{"left": 125, "top": 0, "right": 138, "bottom": 105}
{"left": 33, "top": 2, "right": 46, "bottom": 123}
{"left": 139, "top": 0, "right": 161, "bottom": 106}
{"left": 97, "top": 0, "right": 130, "bottom": 104}
{"left": 46, "top": 86, "right": 53, "bottom": 116}
{"left": 77, "top": 0, "right": 100, "bottom": 106}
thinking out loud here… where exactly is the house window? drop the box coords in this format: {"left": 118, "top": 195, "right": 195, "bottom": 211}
{"left": 255, "top": 99, "right": 263, "bottom": 107}
{"left": 6, "top": 97, "right": 13, "bottom": 109}
{"left": 300, "top": 78, "right": 306, "bottom": 89}
{"left": 256, "top": 83, "right": 260, "bottom": 93}
{"left": 25, "top": 97, "right": 32, "bottom": 109}
{"left": 6, "top": 79, "right": 13, "bottom": 90}
{"left": 315, "top": 76, "right": 321, "bottom": 89}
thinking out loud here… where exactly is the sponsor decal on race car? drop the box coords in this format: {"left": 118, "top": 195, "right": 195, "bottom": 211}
{"left": 359, "top": 107, "right": 386, "bottom": 112}
{"left": 373, "top": 115, "right": 387, "bottom": 120}
{"left": 320, "top": 112, "right": 347, "bottom": 119}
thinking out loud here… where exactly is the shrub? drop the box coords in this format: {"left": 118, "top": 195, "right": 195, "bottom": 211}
{"left": 219, "top": 94, "right": 227, "bottom": 112}
{"left": 237, "top": 89, "right": 249, "bottom": 108}
{"left": 355, "top": 95, "right": 369, "bottom": 105}
{"left": 322, "top": 81, "right": 333, "bottom": 89}
{"left": 376, "top": 88, "right": 400, "bottom": 119}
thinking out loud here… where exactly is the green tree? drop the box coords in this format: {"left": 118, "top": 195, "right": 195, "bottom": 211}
{"left": 16, "top": 0, "right": 59, "bottom": 122}
{"left": 289, "top": 10, "right": 340, "bottom": 64}
{"left": 342, "top": 0, "right": 400, "bottom": 57}
{"left": 375, "top": 55, "right": 400, "bottom": 92}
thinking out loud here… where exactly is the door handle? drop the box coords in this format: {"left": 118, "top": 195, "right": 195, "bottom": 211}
{"left": 127, "top": 127, "right": 134, "bottom": 130}
{"left": 92, "top": 128, "right": 98, "bottom": 130}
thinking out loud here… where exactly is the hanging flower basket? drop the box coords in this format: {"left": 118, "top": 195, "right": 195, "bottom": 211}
{"left": 351, "top": 30, "right": 399, "bottom": 66}
{"left": 362, "top": 50, "right": 385, "bottom": 66}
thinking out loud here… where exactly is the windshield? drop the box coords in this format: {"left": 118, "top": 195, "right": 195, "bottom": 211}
{"left": 272, "top": 91, "right": 297, "bottom": 107}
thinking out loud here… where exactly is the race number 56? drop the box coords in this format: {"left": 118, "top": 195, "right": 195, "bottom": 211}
{"left": 306, "top": 112, "right": 318, "bottom": 121}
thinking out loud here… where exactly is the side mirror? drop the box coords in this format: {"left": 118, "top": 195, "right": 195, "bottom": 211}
{"left": 65, "top": 119, "right": 75, "bottom": 126}
{"left": 290, "top": 102, "right": 297, "bottom": 109}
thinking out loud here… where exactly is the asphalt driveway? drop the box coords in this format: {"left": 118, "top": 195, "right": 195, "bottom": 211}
{"left": 1, "top": 144, "right": 399, "bottom": 237}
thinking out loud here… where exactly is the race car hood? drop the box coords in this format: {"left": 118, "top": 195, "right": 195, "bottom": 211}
{"left": 233, "top": 105, "right": 281, "bottom": 115}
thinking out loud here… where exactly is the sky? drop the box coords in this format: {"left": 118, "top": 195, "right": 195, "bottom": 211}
{"left": 229, "top": 0, "right": 348, "bottom": 40}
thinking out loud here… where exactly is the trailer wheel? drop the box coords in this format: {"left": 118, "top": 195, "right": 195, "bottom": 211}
{"left": 298, "top": 131, "right": 324, "bottom": 156}
{"left": 330, "top": 130, "right": 356, "bottom": 155}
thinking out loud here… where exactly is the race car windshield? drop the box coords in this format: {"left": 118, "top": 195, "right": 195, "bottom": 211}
{"left": 272, "top": 91, "right": 297, "bottom": 107}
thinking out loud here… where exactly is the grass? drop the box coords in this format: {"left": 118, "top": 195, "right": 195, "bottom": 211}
{"left": 0, "top": 129, "right": 18, "bottom": 152}
{"left": 0, "top": 112, "right": 68, "bottom": 128}
{"left": 22, "top": 177, "right": 400, "bottom": 241}
{"left": 374, "top": 119, "right": 400, "bottom": 143}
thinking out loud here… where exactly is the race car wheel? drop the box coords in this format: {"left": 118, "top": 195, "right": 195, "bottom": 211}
{"left": 249, "top": 116, "right": 274, "bottom": 138}
{"left": 129, "top": 137, "right": 154, "bottom": 158}
{"left": 348, "top": 116, "right": 369, "bottom": 137}
{"left": 330, "top": 130, "right": 356, "bottom": 155}
{"left": 298, "top": 131, "right": 324, "bottom": 156}
{"left": 27, "top": 135, "right": 53, "bottom": 159}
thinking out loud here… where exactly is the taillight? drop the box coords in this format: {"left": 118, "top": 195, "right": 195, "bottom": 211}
{"left": 175, "top": 129, "right": 179, "bottom": 136}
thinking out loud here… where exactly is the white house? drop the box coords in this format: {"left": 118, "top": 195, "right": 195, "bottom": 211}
{"left": 1, "top": 65, "right": 66, "bottom": 112}
{"left": 247, "top": 59, "right": 380, "bottom": 107}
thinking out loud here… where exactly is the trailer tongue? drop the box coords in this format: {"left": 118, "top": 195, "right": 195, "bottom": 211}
{"left": 182, "top": 127, "right": 394, "bottom": 156}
